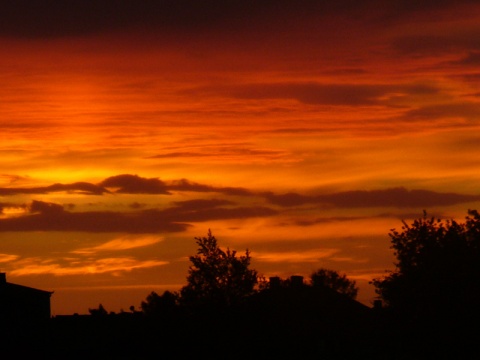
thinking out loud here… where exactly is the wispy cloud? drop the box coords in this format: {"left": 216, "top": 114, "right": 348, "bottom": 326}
{"left": 10, "top": 256, "right": 168, "bottom": 276}
{"left": 255, "top": 249, "right": 340, "bottom": 263}
{"left": 0, "top": 253, "right": 18, "bottom": 263}
{"left": 72, "top": 235, "right": 163, "bottom": 254}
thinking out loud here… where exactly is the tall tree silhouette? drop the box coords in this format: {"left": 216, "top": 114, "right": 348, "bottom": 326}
{"left": 180, "top": 230, "right": 258, "bottom": 308}
{"left": 372, "top": 210, "right": 480, "bottom": 321}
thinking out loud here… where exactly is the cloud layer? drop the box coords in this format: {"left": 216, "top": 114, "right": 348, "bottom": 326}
{"left": 1, "top": 175, "right": 479, "bottom": 235}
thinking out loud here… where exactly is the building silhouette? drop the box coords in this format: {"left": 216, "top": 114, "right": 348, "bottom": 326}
{"left": 0, "top": 272, "right": 53, "bottom": 323}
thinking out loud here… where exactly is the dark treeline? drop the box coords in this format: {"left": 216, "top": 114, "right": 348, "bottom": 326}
{"left": 2, "top": 211, "right": 480, "bottom": 359}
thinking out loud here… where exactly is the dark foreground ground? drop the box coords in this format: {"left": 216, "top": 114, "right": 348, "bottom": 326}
{"left": 1, "top": 308, "right": 477, "bottom": 360}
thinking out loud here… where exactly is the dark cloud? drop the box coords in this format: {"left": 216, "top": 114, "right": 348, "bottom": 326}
{"left": 0, "top": 200, "right": 188, "bottom": 233}
{"left": 0, "top": 202, "right": 22, "bottom": 213}
{"left": 0, "top": 175, "right": 252, "bottom": 197}
{"left": 99, "top": 174, "right": 170, "bottom": 194}
{"left": 0, "top": 0, "right": 358, "bottom": 39}
{"left": 392, "top": 32, "right": 480, "bottom": 56}
{"left": 0, "top": 182, "right": 107, "bottom": 196}
{"left": 454, "top": 73, "right": 480, "bottom": 83}
{"left": 404, "top": 102, "right": 480, "bottom": 121}
{"left": 166, "top": 179, "right": 216, "bottom": 193}
{"left": 448, "top": 51, "right": 480, "bottom": 66}
{"left": 263, "top": 192, "right": 308, "bottom": 207}
{"left": 185, "top": 82, "right": 439, "bottom": 106}
{"left": 167, "top": 179, "right": 253, "bottom": 196}
{"left": 160, "top": 205, "right": 278, "bottom": 223}
{"left": 291, "top": 211, "right": 438, "bottom": 227}
{"left": 2, "top": 0, "right": 473, "bottom": 39}
{"left": 265, "top": 188, "right": 480, "bottom": 208}
{"left": 0, "top": 198, "right": 277, "bottom": 233}
{"left": 46, "top": 182, "right": 108, "bottom": 195}
{"left": 158, "top": 198, "right": 278, "bottom": 222}
{"left": 129, "top": 202, "right": 146, "bottom": 209}
{"left": 30, "top": 200, "right": 64, "bottom": 215}
{"left": 293, "top": 216, "right": 370, "bottom": 227}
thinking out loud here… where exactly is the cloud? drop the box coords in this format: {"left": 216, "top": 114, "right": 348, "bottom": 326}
{"left": 402, "top": 102, "right": 480, "bottom": 122}
{"left": 72, "top": 235, "right": 163, "bottom": 254}
{"left": 448, "top": 51, "right": 480, "bottom": 66}
{"left": 292, "top": 216, "right": 372, "bottom": 227}
{"left": 99, "top": 174, "right": 170, "bottom": 194}
{"left": 30, "top": 200, "right": 65, "bottom": 215}
{"left": 167, "top": 179, "right": 253, "bottom": 196}
{"left": 9, "top": 256, "right": 167, "bottom": 276}
{"left": 0, "top": 198, "right": 277, "bottom": 233}
{"left": 291, "top": 212, "right": 426, "bottom": 227}
{"left": 454, "top": 73, "right": 480, "bottom": 83}
{"left": 0, "top": 174, "right": 30, "bottom": 185}
{"left": 0, "top": 253, "right": 19, "bottom": 263}
{"left": 2, "top": 0, "right": 475, "bottom": 44}
{"left": 47, "top": 182, "right": 108, "bottom": 195}
{"left": 185, "top": 82, "right": 439, "bottom": 106}
{"left": 129, "top": 202, "right": 146, "bottom": 209}
{"left": 170, "top": 199, "right": 234, "bottom": 209}
{"left": 0, "top": 1, "right": 373, "bottom": 39}
{"left": 0, "top": 204, "right": 28, "bottom": 219}
{"left": 0, "top": 200, "right": 189, "bottom": 233}
{"left": 0, "top": 174, "right": 253, "bottom": 197}
{"left": 149, "top": 146, "right": 288, "bottom": 163}
{"left": 160, "top": 199, "right": 278, "bottom": 222}
{"left": 255, "top": 248, "right": 340, "bottom": 263}
{"left": 392, "top": 31, "right": 480, "bottom": 56}
{"left": 0, "top": 182, "right": 107, "bottom": 196}
{"left": 265, "top": 188, "right": 480, "bottom": 208}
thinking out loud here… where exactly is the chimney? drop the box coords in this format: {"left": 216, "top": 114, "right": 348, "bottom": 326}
{"left": 0, "top": 272, "right": 6, "bottom": 284}
{"left": 290, "top": 275, "right": 304, "bottom": 288}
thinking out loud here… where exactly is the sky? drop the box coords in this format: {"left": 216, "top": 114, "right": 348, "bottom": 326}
{"left": 1, "top": 0, "right": 480, "bottom": 315}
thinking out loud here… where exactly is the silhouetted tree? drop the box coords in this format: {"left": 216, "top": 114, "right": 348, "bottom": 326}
{"left": 371, "top": 210, "right": 480, "bottom": 321}
{"left": 309, "top": 268, "right": 358, "bottom": 299}
{"left": 180, "top": 229, "right": 258, "bottom": 308}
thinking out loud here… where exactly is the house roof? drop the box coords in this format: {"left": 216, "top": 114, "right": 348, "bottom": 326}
{"left": 1, "top": 282, "right": 54, "bottom": 296}
{"left": 0, "top": 272, "right": 53, "bottom": 296}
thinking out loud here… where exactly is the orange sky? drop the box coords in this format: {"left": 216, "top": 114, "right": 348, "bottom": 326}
{"left": 1, "top": 1, "right": 480, "bottom": 314}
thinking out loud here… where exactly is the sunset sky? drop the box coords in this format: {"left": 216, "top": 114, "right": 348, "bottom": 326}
{"left": 1, "top": 1, "right": 480, "bottom": 315}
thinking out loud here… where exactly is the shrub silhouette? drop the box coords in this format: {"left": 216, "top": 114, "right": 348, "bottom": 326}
{"left": 141, "top": 290, "right": 179, "bottom": 319}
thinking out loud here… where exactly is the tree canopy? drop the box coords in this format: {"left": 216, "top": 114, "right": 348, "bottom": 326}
{"left": 179, "top": 229, "right": 258, "bottom": 308}
{"left": 372, "top": 210, "right": 480, "bottom": 319}
{"left": 309, "top": 268, "right": 358, "bottom": 299}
